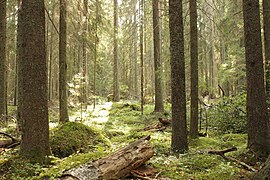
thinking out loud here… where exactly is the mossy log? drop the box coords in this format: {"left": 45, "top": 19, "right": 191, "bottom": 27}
{"left": 61, "top": 136, "right": 154, "bottom": 180}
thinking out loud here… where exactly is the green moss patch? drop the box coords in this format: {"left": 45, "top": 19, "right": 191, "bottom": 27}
{"left": 50, "top": 122, "right": 110, "bottom": 158}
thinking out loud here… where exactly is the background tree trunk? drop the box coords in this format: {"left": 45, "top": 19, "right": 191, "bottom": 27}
{"left": 243, "top": 0, "right": 270, "bottom": 156}
{"left": 0, "top": 0, "right": 7, "bottom": 118}
{"left": 153, "top": 0, "right": 164, "bottom": 113}
{"left": 113, "top": 0, "right": 120, "bottom": 102}
{"left": 169, "top": 0, "right": 188, "bottom": 153}
{"left": 93, "top": 0, "right": 99, "bottom": 109}
{"left": 16, "top": 0, "right": 23, "bottom": 132}
{"left": 59, "top": 0, "right": 69, "bottom": 123}
{"left": 140, "top": 0, "right": 144, "bottom": 115}
{"left": 189, "top": 0, "right": 199, "bottom": 138}
{"left": 20, "top": 0, "right": 51, "bottom": 162}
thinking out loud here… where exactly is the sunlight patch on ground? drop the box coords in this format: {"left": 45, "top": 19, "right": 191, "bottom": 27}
{"left": 69, "top": 111, "right": 91, "bottom": 122}
{"left": 82, "top": 102, "right": 112, "bottom": 128}
{"left": 91, "top": 102, "right": 112, "bottom": 123}
{"left": 50, "top": 102, "right": 112, "bottom": 129}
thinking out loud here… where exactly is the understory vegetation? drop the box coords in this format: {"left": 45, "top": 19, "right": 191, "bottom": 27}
{"left": 0, "top": 94, "right": 260, "bottom": 179}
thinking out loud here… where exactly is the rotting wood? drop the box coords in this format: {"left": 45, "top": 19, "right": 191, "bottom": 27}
{"left": 206, "top": 147, "right": 257, "bottom": 172}
{"left": 61, "top": 136, "right": 154, "bottom": 180}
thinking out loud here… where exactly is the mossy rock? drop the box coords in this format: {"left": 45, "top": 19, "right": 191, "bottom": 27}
{"left": 50, "top": 122, "right": 110, "bottom": 158}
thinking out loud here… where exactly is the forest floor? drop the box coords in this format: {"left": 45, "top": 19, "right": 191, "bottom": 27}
{"left": 0, "top": 100, "right": 260, "bottom": 179}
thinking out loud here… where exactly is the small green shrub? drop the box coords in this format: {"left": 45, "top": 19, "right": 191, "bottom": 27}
{"left": 50, "top": 122, "right": 109, "bottom": 158}
{"left": 208, "top": 92, "right": 247, "bottom": 133}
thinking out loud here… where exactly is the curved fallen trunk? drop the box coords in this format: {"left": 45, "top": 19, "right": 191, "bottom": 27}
{"left": 0, "top": 132, "right": 20, "bottom": 149}
{"left": 61, "top": 136, "right": 154, "bottom": 180}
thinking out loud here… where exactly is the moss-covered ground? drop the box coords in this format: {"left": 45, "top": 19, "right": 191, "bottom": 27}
{"left": 0, "top": 101, "right": 257, "bottom": 179}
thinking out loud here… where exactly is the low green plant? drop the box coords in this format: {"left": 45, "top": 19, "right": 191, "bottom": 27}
{"left": 208, "top": 92, "right": 247, "bottom": 133}
{"left": 0, "top": 156, "right": 43, "bottom": 180}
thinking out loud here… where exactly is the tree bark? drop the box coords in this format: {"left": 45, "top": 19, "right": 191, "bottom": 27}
{"left": 113, "top": 0, "right": 120, "bottom": 102}
{"left": 81, "top": 0, "right": 88, "bottom": 104}
{"left": 263, "top": 0, "right": 270, "bottom": 103}
{"left": 20, "top": 0, "right": 51, "bottom": 162}
{"left": 93, "top": 0, "right": 99, "bottom": 109}
{"left": 169, "top": 0, "right": 188, "bottom": 153}
{"left": 153, "top": 0, "right": 164, "bottom": 113}
{"left": 16, "top": 0, "right": 23, "bottom": 132}
{"left": 243, "top": 0, "right": 270, "bottom": 156}
{"left": 189, "top": 0, "right": 199, "bottom": 139}
{"left": 0, "top": 0, "right": 7, "bottom": 118}
{"left": 133, "top": 7, "right": 139, "bottom": 98}
{"left": 61, "top": 136, "right": 154, "bottom": 180}
{"left": 59, "top": 0, "right": 69, "bottom": 123}
{"left": 140, "top": 0, "right": 144, "bottom": 115}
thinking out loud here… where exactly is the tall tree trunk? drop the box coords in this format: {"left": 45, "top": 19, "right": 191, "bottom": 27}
{"left": 153, "top": 0, "right": 164, "bottom": 113}
{"left": 189, "top": 0, "right": 199, "bottom": 138}
{"left": 0, "top": 0, "right": 7, "bottom": 118}
{"left": 48, "top": 5, "right": 55, "bottom": 102}
{"left": 209, "top": 6, "right": 215, "bottom": 96}
{"left": 113, "top": 0, "right": 120, "bottom": 102}
{"left": 134, "top": 6, "right": 138, "bottom": 98}
{"left": 263, "top": 0, "right": 270, "bottom": 104}
{"left": 243, "top": 0, "right": 270, "bottom": 156}
{"left": 20, "top": 0, "right": 51, "bottom": 162}
{"left": 140, "top": 0, "right": 144, "bottom": 115}
{"left": 16, "top": 0, "right": 23, "bottom": 132}
{"left": 169, "top": 0, "right": 188, "bottom": 153}
{"left": 59, "top": 0, "right": 69, "bottom": 123}
{"left": 93, "top": 0, "right": 99, "bottom": 109}
{"left": 82, "top": 0, "right": 88, "bottom": 104}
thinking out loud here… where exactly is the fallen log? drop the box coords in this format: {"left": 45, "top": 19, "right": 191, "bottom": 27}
{"left": 0, "top": 132, "right": 20, "bottom": 149}
{"left": 61, "top": 136, "right": 154, "bottom": 180}
{"left": 140, "top": 123, "right": 166, "bottom": 132}
{"left": 138, "top": 118, "right": 171, "bottom": 132}
{"left": 207, "top": 147, "right": 257, "bottom": 172}
{"left": 158, "top": 118, "right": 171, "bottom": 126}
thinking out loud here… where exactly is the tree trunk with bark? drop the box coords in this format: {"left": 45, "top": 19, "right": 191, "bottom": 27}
{"left": 243, "top": 0, "right": 270, "bottom": 156}
{"left": 113, "top": 0, "right": 120, "bottom": 102}
{"left": 0, "top": 0, "right": 7, "bottom": 118}
{"left": 20, "top": 0, "right": 51, "bottom": 162}
{"left": 169, "top": 0, "right": 188, "bottom": 153}
{"left": 153, "top": 0, "right": 164, "bottom": 113}
{"left": 189, "top": 0, "right": 199, "bottom": 139}
{"left": 59, "top": 0, "right": 69, "bottom": 123}
{"left": 140, "top": 0, "right": 144, "bottom": 115}
{"left": 81, "top": 0, "right": 88, "bottom": 104}
{"left": 16, "top": 0, "right": 23, "bottom": 132}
